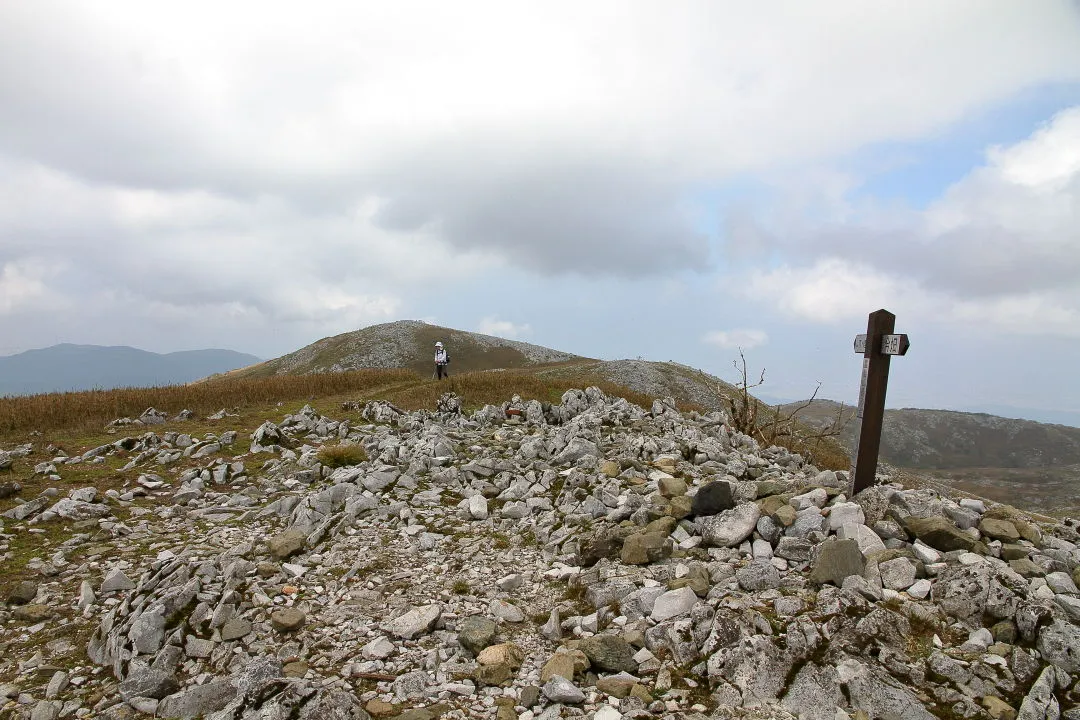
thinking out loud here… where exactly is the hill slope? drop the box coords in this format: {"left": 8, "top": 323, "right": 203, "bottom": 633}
{"left": 234, "top": 320, "right": 581, "bottom": 378}
{"left": 232, "top": 319, "right": 1079, "bottom": 513}
{"left": 0, "top": 344, "right": 261, "bottom": 396}
{"left": 776, "top": 399, "right": 1080, "bottom": 469}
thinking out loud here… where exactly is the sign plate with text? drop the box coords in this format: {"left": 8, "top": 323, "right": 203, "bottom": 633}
{"left": 854, "top": 333, "right": 910, "bottom": 356}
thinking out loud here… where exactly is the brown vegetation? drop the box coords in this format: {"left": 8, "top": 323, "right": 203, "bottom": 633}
{"left": 705, "top": 350, "right": 851, "bottom": 471}
{"left": 0, "top": 369, "right": 415, "bottom": 438}
{"left": 316, "top": 443, "right": 369, "bottom": 468}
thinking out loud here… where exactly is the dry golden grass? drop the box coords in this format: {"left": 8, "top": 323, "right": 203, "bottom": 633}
{"left": 0, "top": 369, "right": 416, "bottom": 438}
{"left": 316, "top": 443, "right": 369, "bottom": 468}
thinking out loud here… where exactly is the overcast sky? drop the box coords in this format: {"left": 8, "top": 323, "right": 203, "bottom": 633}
{"left": 2, "top": 1, "right": 1079, "bottom": 422}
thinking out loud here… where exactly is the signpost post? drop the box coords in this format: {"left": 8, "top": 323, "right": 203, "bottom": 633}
{"left": 849, "top": 309, "right": 909, "bottom": 496}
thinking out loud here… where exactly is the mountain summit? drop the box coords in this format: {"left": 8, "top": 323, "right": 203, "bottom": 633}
{"left": 236, "top": 320, "right": 582, "bottom": 377}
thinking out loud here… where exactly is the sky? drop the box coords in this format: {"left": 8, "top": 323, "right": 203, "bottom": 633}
{"left": 2, "top": 1, "right": 1080, "bottom": 423}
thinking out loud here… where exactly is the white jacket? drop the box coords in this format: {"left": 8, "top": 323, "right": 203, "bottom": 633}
{"left": 435, "top": 348, "right": 448, "bottom": 365}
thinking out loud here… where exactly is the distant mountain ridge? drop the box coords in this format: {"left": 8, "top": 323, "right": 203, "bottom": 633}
{"left": 769, "top": 398, "right": 1080, "bottom": 470}
{"left": 0, "top": 344, "right": 261, "bottom": 396}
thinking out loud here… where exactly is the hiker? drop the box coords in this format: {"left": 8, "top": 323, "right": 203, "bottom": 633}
{"left": 434, "top": 341, "right": 449, "bottom": 380}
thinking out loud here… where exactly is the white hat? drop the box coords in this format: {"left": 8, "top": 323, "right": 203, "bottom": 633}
{"left": 435, "top": 341, "right": 443, "bottom": 347}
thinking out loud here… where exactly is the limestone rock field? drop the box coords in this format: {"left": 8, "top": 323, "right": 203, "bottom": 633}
{"left": 0, "top": 386, "right": 1078, "bottom": 719}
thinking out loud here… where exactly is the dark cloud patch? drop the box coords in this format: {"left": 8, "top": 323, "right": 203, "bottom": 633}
{"left": 373, "top": 158, "right": 711, "bottom": 276}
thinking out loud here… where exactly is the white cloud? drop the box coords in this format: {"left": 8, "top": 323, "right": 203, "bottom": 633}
{"left": 1, "top": 1, "right": 1078, "bottom": 276}
{"left": 1, "top": 0, "right": 1079, "bottom": 369}
{"left": 739, "top": 105, "right": 1080, "bottom": 337}
{"left": 478, "top": 317, "right": 532, "bottom": 339}
{"left": 746, "top": 260, "right": 909, "bottom": 324}
{"left": 702, "top": 329, "right": 769, "bottom": 350}
{"left": 0, "top": 259, "right": 59, "bottom": 314}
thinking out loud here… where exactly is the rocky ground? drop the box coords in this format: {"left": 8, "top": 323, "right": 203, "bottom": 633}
{"left": 1, "top": 387, "right": 1079, "bottom": 719}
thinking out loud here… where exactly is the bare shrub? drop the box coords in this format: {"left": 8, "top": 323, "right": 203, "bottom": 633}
{"left": 707, "top": 350, "right": 851, "bottom": 470}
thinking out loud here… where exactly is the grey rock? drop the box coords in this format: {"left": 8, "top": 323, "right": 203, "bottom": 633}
{"left": 185, "top": 636, "right": 214, "bottom": 658}
{"left": 119, "top": 667, "right": 179, "bottom": 700}
{"left": 542, "top": 675, "right": 584, "bottom": 704}
{"left": 1046, "top": 571, "right": 1079, "bottom": 595}
{"left": 932, "top": 563, "right": 1020, "bottom": 629}
{"left": 752, "top": 538, "right": 774, "bottom": 560}
{"left": 622, "top": 586, "right": 666, "bottom": 622}
{"left": 1055, "top": 594, "right": 1080, "bottom": 622}
{"left": 1017, "top": 666, "right": 1059, "bottom": 720}
{"left": 393, "top": 670, "right": 429, "bottom": 702}
{"left": 489, "top": 599, "right": 524, "bottom": 623}
{"left": 827, "top": 502, "right": 866, "bottom": 531}
{"left": 157, "top": 681, "right": 236, "bottom": 719}
{"left": 781, "top": 663, "right": 844, "bottom": 720}
{"left": 540, "top": 608, "right": 562, "bottom": 641}
{"left": 1037, "top": 619, "right": 1080, "bottom": 673}
{"left": 3, "top": 495, "right": 49, "bottom": 520}
{"left": 47, "top": 498, "right": 111, "bottom": 520}
{"left": 44, "top": 671, "right": 68, "bottom": 700}
{"left": 839, "top": 659, "right": 936, "bottom": 720}
{"left": 736, "top": 562, "right": 782, "bottom": 591}
{"left": 879, "top": 557, "right": 918, "bottom": 590}
{"left": 775, "top": 536, "right": 813, "bottom": 563}
{"left": 786, "top": 507, "right": 829, "bottom": 538}
{"left": 231, "top": 657, "right": 284, "bottom": 698}
{"left": 836, "top": 523, "right": 887, "bottom": 556}
{"left": 267, "top": 529, "right": 307, "bottom": 559}
{"left": 756, "top": 515, "right": 782, "bottom": 544}
{"left": 690, "top": 480, "right": 736, "bottom": 516}
{"left": 270, "top": 607, "right": 306, "bottom": 632}
{"left": 362, "top": 636, "right": 395, "bottom": 660}
{"left": 842, "top": 574, "right": 884, "bottom": 602}
{"left": 707, "top": 634, "right": 789, "bottom": 705}
{"left": 552, "top": 437, "right": 599, "bottom": 465}
{"left": 700, "top": 503, "right": 760, "bottom": 547}
{"left": 927, "top": 652, "right": 973, "bottom": 686}
{"left": 578, "top": 634, "right": 637, "bottom": 673}
{"left": 650, "top": 586, "right": 698, "bottom": 622}
{"left": 790, "top": 488, "right": 828, "bottom": 510}
{"left": 810, "top": 537, "right": 866, "bottom": 586}
{"left": 943, "top": 504, "right": 981, "bottom": 530}
{"left": 101, "top": 569, "right": 136, "bottom": 593}
{"left": 220, "top": 618, "right": 252, "bottom": 641}
{"left": 384, "top": 604, "right": 441, "bottom": 640}
{"left": 129, "top": 609, "right": 166, "bottom": 654}
{"left": 8, "top": 580, "right": 38, "bottom": 605}
{"left": 458, "top": 616, "right": 498, "bottom": 655}
{"left": 959, "top": 498, "right": 986, "bottom": 513}
{"left": 468, "top": 494, "right": 489, "bottom": 520}
{"left": 29, "top": 701, "right": 59, "bottom": 720}
{"left": 902, "top": 515, "right": 987, "bottom": 554}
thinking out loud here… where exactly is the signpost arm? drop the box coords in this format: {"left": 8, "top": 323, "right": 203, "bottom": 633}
{"left": 850, "top": 309, "right": 896, "bottom": 495}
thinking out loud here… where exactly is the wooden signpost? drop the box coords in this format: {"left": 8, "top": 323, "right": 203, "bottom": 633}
{"left": 849, "top": 309, "right": 909, "bottom": 495}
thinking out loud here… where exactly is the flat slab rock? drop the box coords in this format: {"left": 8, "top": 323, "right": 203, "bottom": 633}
{"left": 383, "top": 604, "right": 442, "bottom": 640}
